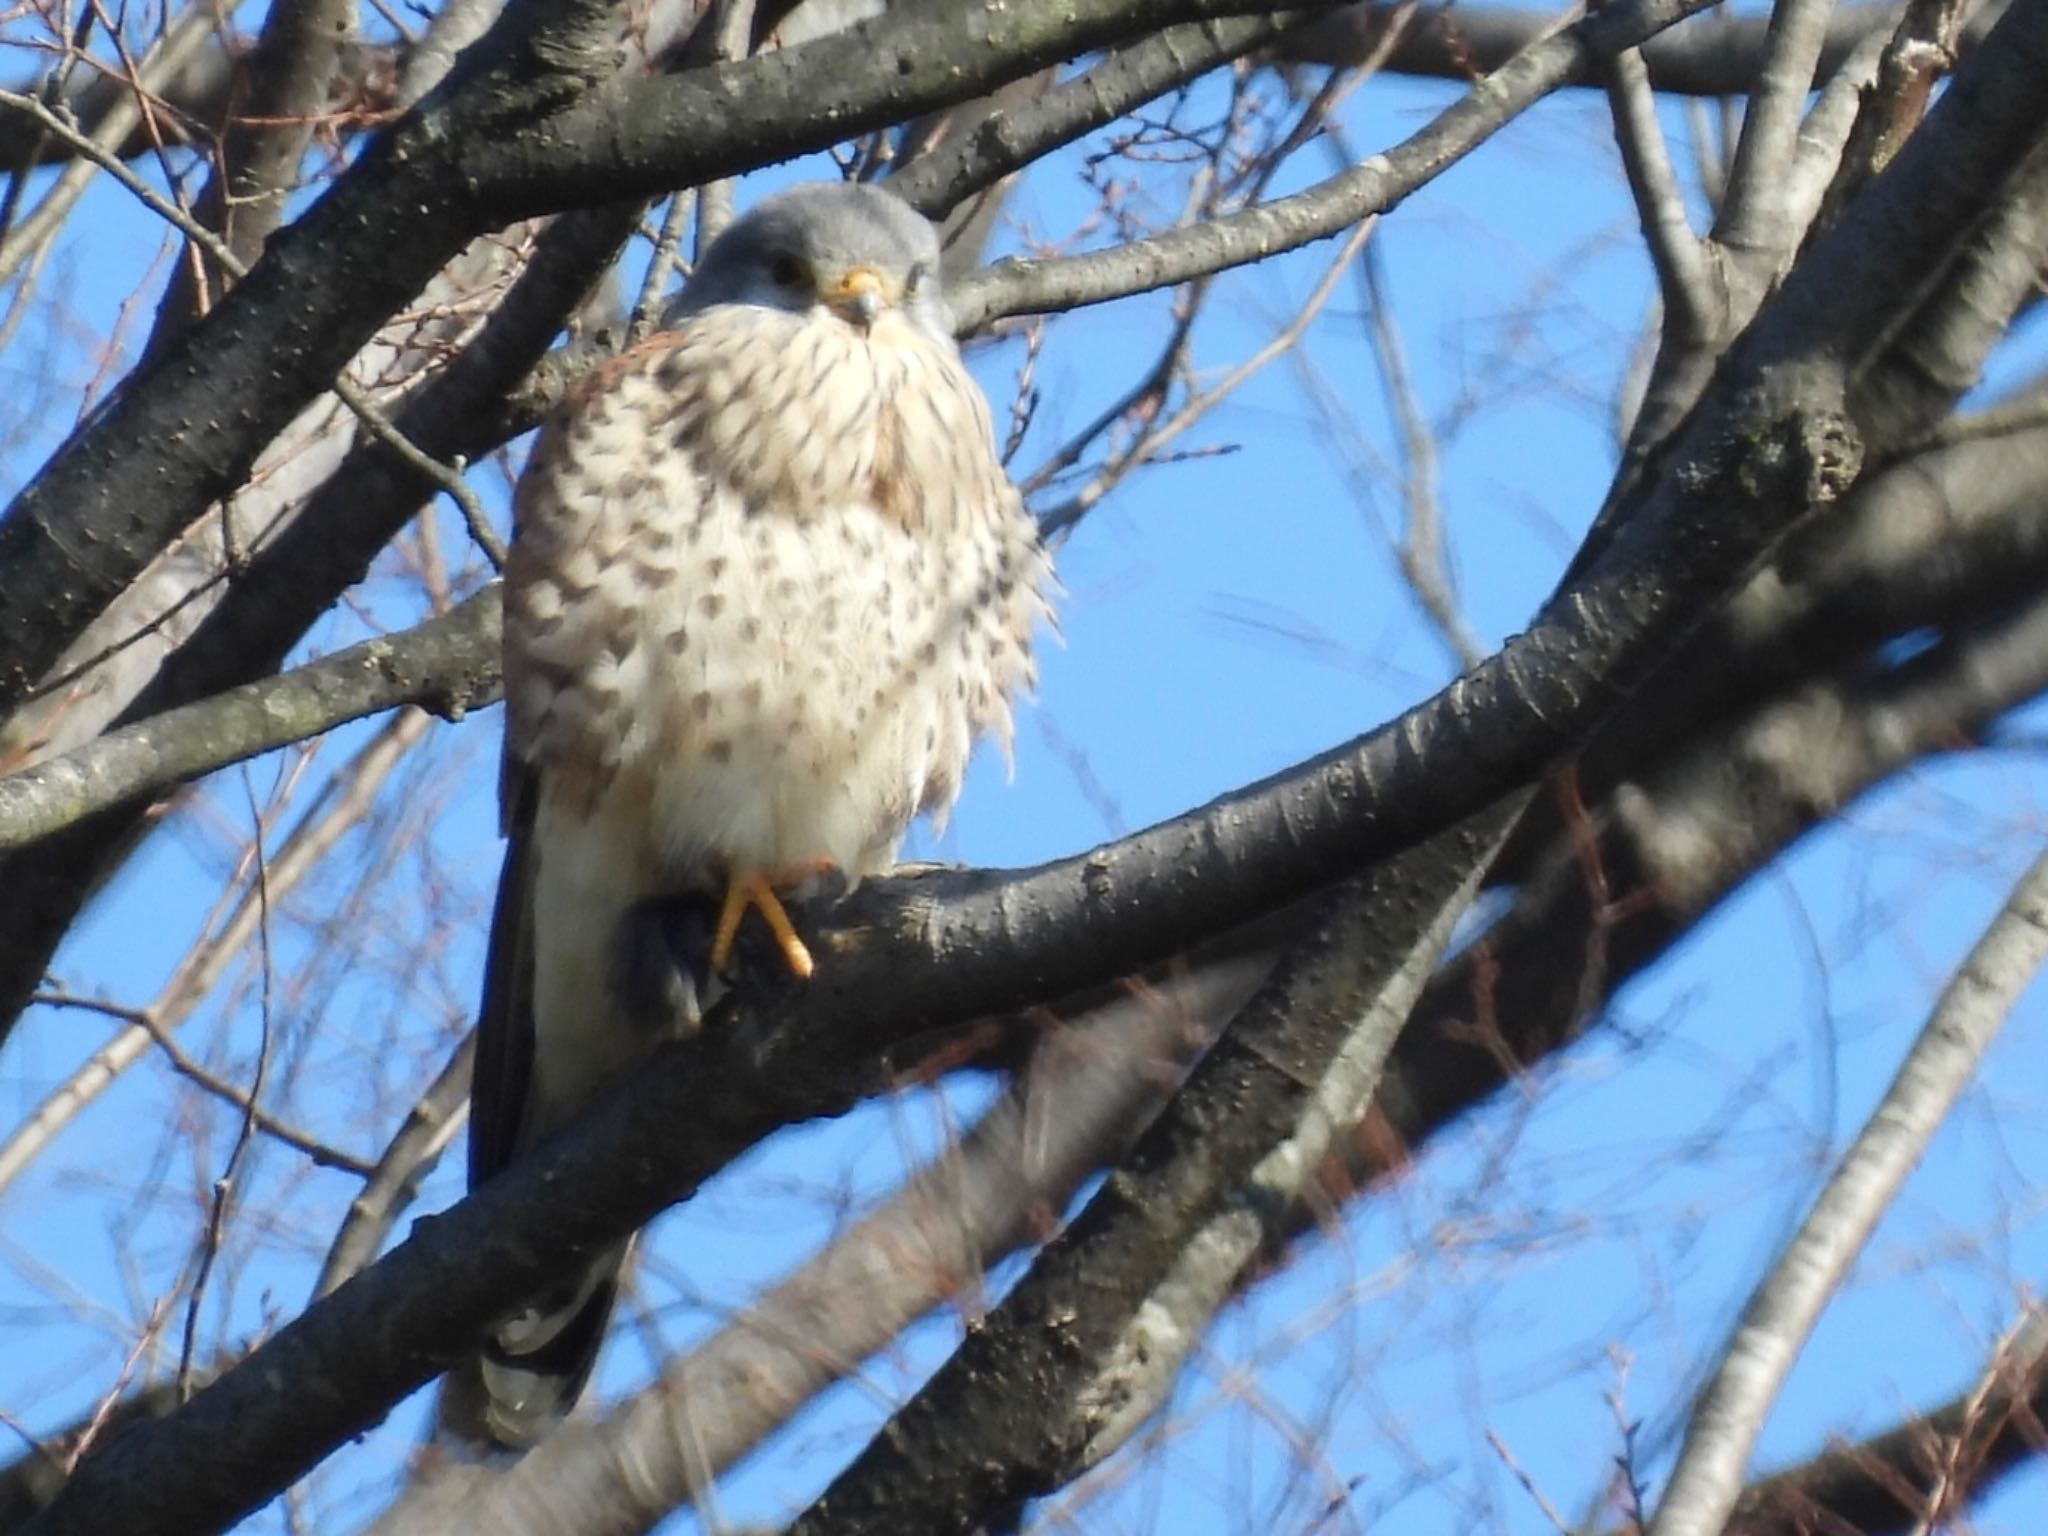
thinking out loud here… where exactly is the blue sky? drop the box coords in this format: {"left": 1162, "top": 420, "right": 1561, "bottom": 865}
{"left": 3, "top": 13, "right": 2046, "bottom": 1533}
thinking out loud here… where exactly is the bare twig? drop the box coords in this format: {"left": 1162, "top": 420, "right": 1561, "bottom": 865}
{"left": 0, "top": 2, "right": 226, "bottom": 285}
{"left": 1719, "top": 1302, "right": 2048, "bottom": 1535}
{"left": 1358, "top": 240, "right": 1484, "bottom": 670}
{"left": 952, "top": 0, "right": 1722, "bottom": 330}
{"left": 25, "top": 993, "right": 372, "bottom": 1178}
{"left": 629, "top": 191, "right": 697, "bottom": 340}
{"left": 1488, "top": 1428, "right": 1574, "bottom": 1536}
{"left": 174, "top": 773, "right": 279, "bottom": 1402}
{"left": 1037, "top": 214, "right": 1376, "bottom": 539}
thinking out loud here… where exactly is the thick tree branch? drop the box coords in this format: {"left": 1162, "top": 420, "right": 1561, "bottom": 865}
{"left": 1854, "top": 137, "right": 2048, "bottom": 443}
{"left": 792, "top": 809, "right": 1512, "bottom": 1534}
{"left": 368, "top": 940, "right": 1277, "bottom": 1536}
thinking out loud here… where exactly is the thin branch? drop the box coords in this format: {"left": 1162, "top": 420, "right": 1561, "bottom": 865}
{"left": 1712, "top": 0, "right": 1842, "bottom": 255}
{"left": 1904, "top": 1307, "right": 2043, "bottom": 1536}
{"left": 1603, "top": 39, "right": 1713, "bottom": 333}
{"left": 688, "top": 0, "right": 755, "bottom": 270}
{"left": 333, "top": 381, "right": 504, "bottom": 570}
{"left": 1779, "top": 25, "right": 1889, "bottom": 239}
{"left": 1038, "top": 213, "right": 1376, "bottom": 540}
{"left": 174, "top": 773, "right": 279, "bottom": 1401}
{"left": 0, "top": 5, "right": 103, "bottom": 236}
{"left": 1359, "top": 239, "right": 1485, "bottom": 671}
{"left": 1022, "top": 296, "right": 1198, "bottom": 504}
{"left": 891, "top": 13, "right": 1315, "bottom": 220}
{"left": 628, "top": 191, "right": 696, "bottom": 340}
{"left": 1281, "top": 2, "right": 1971, "bottom": 96}
{"left": 953, "top": 0, "right": 1722, "bottom": 331}
{"left": 0, "top": 589, "right": 499, "bottom": 850}
{"left": 1648, "top": 838, "right": 2048, "bottom": 1536}
{"left": 25, "top": 994, "right": 371, "bottom": 1177}
{"left": 315, "top": 1032, "right": 475, "bottom": 1298}
{"left": 1722, "top": 1304, "right": 2048, "bottom": 1535}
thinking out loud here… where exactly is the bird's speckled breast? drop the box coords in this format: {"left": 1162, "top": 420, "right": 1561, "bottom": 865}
{"left": 503, "top": 302, "right": 1048, "bottom": 891}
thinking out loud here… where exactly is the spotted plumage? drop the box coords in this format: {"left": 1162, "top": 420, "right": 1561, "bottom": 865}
{"left": 441, "top": 183, "right": 1050, "bottom": 1451}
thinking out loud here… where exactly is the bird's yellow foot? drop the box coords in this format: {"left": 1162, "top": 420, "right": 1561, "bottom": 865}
{"left": 709, "top": 868, "right": 822, "bottom": 979}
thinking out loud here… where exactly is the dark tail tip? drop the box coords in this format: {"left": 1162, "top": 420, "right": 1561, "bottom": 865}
{"left": 435, "top": 1256, "right": 623, "bottom": 1452}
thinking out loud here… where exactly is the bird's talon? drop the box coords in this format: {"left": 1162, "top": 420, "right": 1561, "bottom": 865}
{"left": 710, "top": 870, "right": 819, "bottom": 979}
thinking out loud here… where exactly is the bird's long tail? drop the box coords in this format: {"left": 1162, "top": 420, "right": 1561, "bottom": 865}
{"left": 436, "top": 781, "right": 635, "bottom": 1453}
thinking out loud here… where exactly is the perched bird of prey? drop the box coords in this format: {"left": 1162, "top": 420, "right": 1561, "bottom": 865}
{"left": 440, "top": 182, "right": 1050, "bottom": 1450}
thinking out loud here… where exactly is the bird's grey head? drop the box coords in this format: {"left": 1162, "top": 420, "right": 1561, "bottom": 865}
{"left": 674, "top": 182, "right": 952, "bottom": 342}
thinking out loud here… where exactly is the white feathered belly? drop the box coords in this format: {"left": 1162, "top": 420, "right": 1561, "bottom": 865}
{"left": 633, "top": 497, "right": 975, "bottom": 883}
{"left": 526, "top": 491, "right": 981, "bottom": 895}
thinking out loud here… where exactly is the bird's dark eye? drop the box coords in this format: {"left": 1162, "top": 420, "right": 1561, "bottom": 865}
{"left": 767, "top": 253, "right": 807, "bottom": 289}
{"left": 904, "top": 261, "right": 929, "bottom": 293}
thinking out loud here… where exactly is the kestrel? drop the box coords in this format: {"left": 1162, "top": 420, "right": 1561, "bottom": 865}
{"left": 441, "top": 183, "right": 1050, "bottom": 1449}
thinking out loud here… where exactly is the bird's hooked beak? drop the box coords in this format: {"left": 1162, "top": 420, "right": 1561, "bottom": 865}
{"left": 825, "top": 264, "right": 893, "bottom": 329}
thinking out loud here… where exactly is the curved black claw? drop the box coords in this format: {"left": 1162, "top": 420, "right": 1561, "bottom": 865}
{"left": 616, "top": 892, "right": 723, "bottom": 1035}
